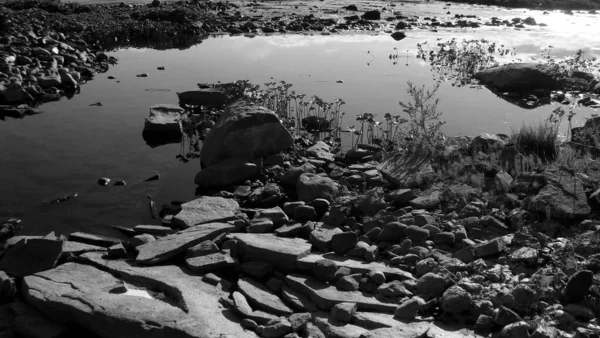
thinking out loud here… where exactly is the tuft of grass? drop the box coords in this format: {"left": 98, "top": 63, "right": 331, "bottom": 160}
{"left": 511, "top": 121, "right": 559, "bottom": 163}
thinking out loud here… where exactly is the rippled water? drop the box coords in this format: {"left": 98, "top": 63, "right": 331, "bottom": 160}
{"left": 1, "top": 2, "right": 598, "bottom": 236}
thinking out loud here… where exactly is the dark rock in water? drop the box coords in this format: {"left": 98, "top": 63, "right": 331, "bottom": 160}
{"left": 302, "top": 116, "right": 331, "bottom": 132}
{"left": 390, "top": 32, "right": 406, "bottom": 41}
{"left": 48, "top": 193, "right": 78, "bottom": 204}
{"left": 0, "top": 238, "right": 63, "bottom": 277}
{"left": 177, "top": 88, "right": 228, "bottom": 108}
{"left": 98, "top": 177, "right": 110, "bottom": 186}
{"left": 346, "top": 4, "right": 358, "bottom": 11}
{"left": 200, "top": 101, "right": 293, "bottom": 167}
{"left": 475, "top": 63, "right": 561, "bottom": 91}
{"left": 113, "top": 180, "right": 126, "bottom": 186}
{"left": 142, "top": 104, "right": 183, "bottom": 146}
{"left": 145, "top": 173, "right": 161, "bottom": 181}
{"left": 362, "top": 10, "right": 381, "bottom": 20}
{"left": 0, "top": 218, "right": 22, "bottom": 242}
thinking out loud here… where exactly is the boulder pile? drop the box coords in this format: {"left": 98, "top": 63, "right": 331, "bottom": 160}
{"left": 2, "top": 108, "right": 600, "bottom": 338}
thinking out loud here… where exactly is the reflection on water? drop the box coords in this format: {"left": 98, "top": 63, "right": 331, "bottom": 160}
{"left": 1, "top": 6, "right": 598, "bottom": 236}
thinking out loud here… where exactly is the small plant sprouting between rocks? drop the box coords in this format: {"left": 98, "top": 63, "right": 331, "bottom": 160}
{"left": 416, "top": 38, "right": 515, "bottom": 86}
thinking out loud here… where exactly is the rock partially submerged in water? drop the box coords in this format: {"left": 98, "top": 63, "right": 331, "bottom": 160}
{"left": 475, "top": 63, "right": 561, "bottom": 91}
{"left": 142, "top": 104, "right": 184, "bottom": 147}
{"left": 194, "top": 157, "right": 259, "bottom": 188}
{"left": 200, "top": 101, "right": 293, "bottom": 167}
{"left": 177, "top": 88, "right": 228, "bottom": 108}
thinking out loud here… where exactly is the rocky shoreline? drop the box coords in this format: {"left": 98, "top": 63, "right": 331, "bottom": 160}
{"left": 2, "top": 97, "right": 600, "bottom": 338}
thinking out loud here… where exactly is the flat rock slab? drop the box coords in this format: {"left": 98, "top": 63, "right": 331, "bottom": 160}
{"left": 134, "top": 225, "right": 173, "bottom": 235}
{"left": 62, "top": 241, "right": 106, "bottom": 257}
{"left": 351, "top": 312, "right": 402, "bottom": 330}
{"left": 298, "top": 253, "right": 415, "bottom": 281}
{"left": 172, "top": 196, "right": 240, "bottom": 229}
{"left": 238, "top": 277, "right": 293, "bottom": 316}
{"left": 23, "top": 252, "right": 257, "bottom": 338}
{"left": 313, "top": 313, "right": 367, "bottom": 338}
{"left": 0, "top": 238, "right": 63, "bottom": 277}
{"left": 68, "top": 232, "right": 121, "bottom": 247}
{"left": 284, "top": 274, "right": 398, "bottom": 313}
{"left": 185, "top": 252, "right": 237, "bottom": 274}
{"left": 359, "top": 322, "right": 482, "bottom": 338}
{"left": 136, "top": 222, "right": 235, "bottom": 265}
{"left": 143, "top": 104, "right": 184, "bottom": 133}
{"left": 231, "top": 233, "right": 311, "bottom": 272}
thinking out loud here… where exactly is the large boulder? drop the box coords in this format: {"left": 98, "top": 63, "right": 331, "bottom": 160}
{"left": 475, "top": 63, "right": 561, "bottom": 91}
{"left": 200, "top": 101, "right": 293, "bottom": 167}
{"left": 528, "top": 166, "right": 590, "bottom": 219}
{"left": 194, "top": 158, "right": 259, "bottom": 187}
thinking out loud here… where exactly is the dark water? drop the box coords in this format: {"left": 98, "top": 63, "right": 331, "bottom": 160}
{"left": 1, "top": 4, "right": 598, "bottom": 237}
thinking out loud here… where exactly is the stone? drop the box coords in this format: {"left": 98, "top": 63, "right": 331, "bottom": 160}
{"left": 386, "top": 189, "right": 417, "bottom": 205}
{"left": 337, "top": 275, "right": 360, "bottom": 292}
{"left": 26, "top": 253, "right": 256, "bottom": 338}
{"left": 495, "top": 171, "right": 513, "bottom": 192}
{"left": 194, "top": 158, "right": 259, "bottom": 187}
{"left": 186, "top": 240, "right": 219, "bottom": 258}
{"left": 0, "top": 271, "right": 17, "bottom": 304}
{"left": 61, "top": 241, "right": 106, "bottom": 257}
{"left": 107, "top": 243, "right": 127, "bottom": 259}
{"left": 177, "top": 87, "right": 227, "bottom": 108}
{"left": 475, "top": 63, "right": 561, "bottom": 91}
{"left": 238, "top": 277, "right": 293, "bottom": 316}
{"left": 562, "top": 270, "right": 594, "bottom": 302}
{"left": 441, "top": 285, "right": 472, "bottom": 314}
{"left": 313, "top": 314, "right": 367, "bottom": 338}
{"left": 331, "top": 232, "right": 358, "bottom": 255}
{"left": 410, "top": 191, "right": 440, "bottom": 209}
{"left": 298, "top": 253, "right": 415, "bottom": 281}
{"left": 362, "top": 10, "right": 381, "bottom": 20}
{"left": 68, "top": 232, "right": 120, "bottom": 247}
{"left": 202, "top": 273, "right": 221, "bottom": 286}
{"left": 241, "top": 261, "right": 273, "bottom": 279}
{"left": 172, "top": 197, "right": 239, "bottom": 229}
{"left": 404, "top": 225, "right": 429, "bottom": 242}
{"left": 260, "top": 318, "right": 292, "bottom": 337}
{"left": 391, "top": 32, "right": 406, "bottom": 41}
{"left": 0, "top": 238, "right": 62, "bottom": 277}
{"left": 231, "top": 233, "right": 312, "bottom": 272}
{"left": 129, "top": 234, "right": 156, "bottom": 248}
{"left": 307, "top": 141, "right": 335, "bottom": 161}
{"left": 289, "top": 312, "right": 311, "bottom": 332}
{"left": 509, "top": 247, "right": 538, "bottom": 265}
{"left": 377, "top": 280, "right": 412, "bottom": 299}
{"left": 367, "top": 270, "right": 386, "bottom": 285}
{"left": 394, "top": 298, "right": 420, "bottom": 320}
{"left": 233, "top": 291, "right": 253, "bottom": 315}
{"left": 200, "top": 101, "right": 293, "bottom": 167}
{"left": 474, "top": 238, "right": 505, "bottom": 258}
{"left": 14, "top": 310, "right": 67, "bottom": 338}
{"left": 331, "top": 302, "right": 357, "bottom": 323}
{"left": 351, "top": 312, "right": 400, "bottom": 329}
{"left": 277, "top": 163, "right": 316, "bottom": 187}
{"left": 285, "top": 274, "right": 398, "bottom": 312}
{"left": 475, "top": 314, "right": 494, "bottom": 334}
{"left": 133, "top": 225, "right": 172, "bottom": 236}
{"left": 143, "top": 104, "right": 183, "bottom": 134}
{"left": 281, "top": 285, "right": 319, "bottom": 312}
{"left": 294, "top": 205, "right": 317, "bottom": 221}
{"left": 247, "top": 220, "right": 274, "bottom": 233}
{"left": 359, "top": 321, "right": 470, "bottom": 338}
{"left": 297, "top": 173, "right": 339, "bottom": 202}
{"left": 529, "top": 167, "right": 590, "bottom": 219}
{"left": 495, "top": 306, "right": 522, "bottom": 327}
{"left": 313, "top": 259, "right": 338, "bottom": 282}
{"left": 416, "top": 273, "right": 447, "bottom": 297}
{"left": 255, "top": 207, "right": 289, "bottom": 227}
{"left": 136, "top": 222, "right": 235, "bottom": 264}
{"left": 310, "top": 225, "right": 343, "bottom": 251}
{"left": 564, "top": 303, "right": 596, "bottom": 321}
{"left": 305, "top": 322, "right": 326, "bottom": 338}
{"left": 185, "top": 252, "right": 237, "bottom": 273}
{"left": 377, "top": 222, "right": 407, "bottom": 243}
{"left": 501, "top": 321, "right": 530, "bottom": 338}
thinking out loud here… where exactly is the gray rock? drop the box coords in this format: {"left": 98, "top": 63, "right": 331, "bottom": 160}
{"left": 129, "top": 234, "right": 156, "bottom": 248}
{"left": 0, "top": 238, "right": 63, "bottom": 277}
{"left": 337, "top": 275, "right": 360, "bottom": 292}
{"left": 297, "top": 173, "right": 339, "bottom": 202}
{"left": 474, "top": 238, "right": 505, "bottom": 258}
{"left": 377, "top": 280, "right": 413, "bottom": 299}
{"left": 377, "top": 152, "right": 434, "bottom": 189}
{"left": 136, "top": 222, "right": 235, "bottom": 264}
{"left": 529, "top": 166, "right": 591, "bottom": 219}
{"left": 200, "top": 101, "right": 293, "bottom": 167}
{"left": 441, "top": 285, "right": 472, "bottom": 314}
{"left": 410, "top": 191, "right": 440, "bottom": 209}
{"left": 416, "top": 273, "right": 447, "bottom": 297}
{"left": 172, "top": 196, "right": 240, "bottom": 229}
{"left": 331, "top": 302, "right": 357, "bottom": 324}
{"left": 286, "top": 274, "right": 397, "bottom": 312}
{"left": 294, "top": 205, "right": 317, "bottom": 221}
{"left": 377, "top": 222, "right": 407, "bottom": 243}
{"left": 143, "top": 104, "right": 183, "bottom": 133}
{"left": 231, "top": 233, "right": 311, "bottom": 272}
{"left": 289, "top": 312, "right": 311, "bottom": 332}
{"left": 68, "top": 232, "right": 120, "bottom": 247}
{"left": 177, "top": 87, "right": 227, "bottom": 108}
{"left": 313, "top": 259, "right": 338, "bottom": 282}
{"left": 27, "top": 253, "right": 257, "bottom": 338}
{"left": 474, "top": 63, "right": 561, "bottom": 91}
{"left": 394, "top": 298, "right": 420, "bottom": 320}
{"left": 359, "top": 321, "right": 469, "bottom": 338}
{"left": 501, "top": 321, "right": 530, "bottom": 338}
{"left": 241, "top": 261, "right": 273, "bottom": 279}
{"left": 185, "top": 252, "right": 237, "bottom": 273}
{"left": 186, "top": 240, "right": 219, "bottom": 258}
{"left": 238, "top": 277, "right": 293, "bottom": 316}
{"left": 310, "top": 225, "right": 343, "bottom": 252}
{"left": 495, "top": 306, "right": 521, "bottom": 327}
{"left": 331, "top": 232, "right": 358, "bottom": 255}
{"left": 281, "top": 285, "right": 319, "bottom": 312}
{"left": 259, "top": 318, "right": 292, "bottom": 338}
{"left": 313, "top": 314, "right": 367, "bottom": 338}
{"left": 475, "top": 314, "right": 494, "bottom": 334}
{"left": 404, "top": 225, "right": 429, "bottom": 242}
{"left": 133, "top": 225, "right": 172, "bottom": 236}
{"left": 194, "top": 158, "right": 259, "bottom": 188}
